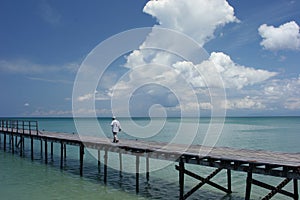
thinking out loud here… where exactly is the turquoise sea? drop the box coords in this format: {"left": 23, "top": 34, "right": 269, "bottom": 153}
{"left": 0, "top": 117, "right": 299, "bottom": 200}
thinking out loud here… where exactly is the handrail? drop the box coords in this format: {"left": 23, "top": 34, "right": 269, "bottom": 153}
{"left": 0, "top": 120, "right": 39, "bottom": 135}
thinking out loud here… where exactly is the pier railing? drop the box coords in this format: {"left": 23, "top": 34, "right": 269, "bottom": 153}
{"left": 0, "top": 120, "right": 39, "bottom": 135}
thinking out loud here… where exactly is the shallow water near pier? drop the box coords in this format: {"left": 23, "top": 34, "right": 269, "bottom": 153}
{"left": 0, "top": 117, "right": 299, "bottom": 199}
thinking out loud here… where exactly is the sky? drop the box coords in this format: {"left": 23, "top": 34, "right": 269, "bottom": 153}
{"left": 0, "top": 0, "right": 300, "bottom": 117}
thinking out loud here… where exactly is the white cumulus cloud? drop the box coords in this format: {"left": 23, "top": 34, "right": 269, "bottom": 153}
{"left": 258, "top": 21, "right": 300, "bottom": 51}
{"left": 173, "top": 52, "right": 277, "bottom": 89}
{"left": 143, "top": 0, "right": 239, "bottom": 46}
{"left": 112, "top": 0, "right": 279, "bottom": 115}
{"left": 208, "top": 52, "right": 277, "bottom": 89}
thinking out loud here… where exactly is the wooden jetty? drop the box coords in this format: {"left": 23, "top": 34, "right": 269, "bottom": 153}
{"left": 0, "top": 119, "right": 299, "bottom": 200}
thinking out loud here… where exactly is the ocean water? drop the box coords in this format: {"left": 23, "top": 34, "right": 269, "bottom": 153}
{"left": 0, "top": 117, "right": 299, "bottom": 200}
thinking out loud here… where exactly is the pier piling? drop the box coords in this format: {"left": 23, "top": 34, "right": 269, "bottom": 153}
{"left": 45, "top": 139, "right": 48, "bottom": 164}
{"left": 119, "top": 152, "right": 122, "bottom": 177}
{"left": 227, "top": 169, "right": 232, "bottom": 193}
{"left": 146, "top": 154, "right": 150, "bottom": 181}
{"left": 79, "top": 144, "right": 84, "bottom": 176}
{"left": 40, "top": 139, "right": 43, "bottom": 158}
{"left": 136, "top": 155, "right": 140, "bottom": 193}
{"left": 31, "top": 136, "right": 34, "bottom": 160}
{"left": 11, "top": 134, "right": 14, "bottom": 154}
{"left": 245, "top": 167, "right": 253, "bottom": 200}
{"left": 294, "top": 179, "right": 299, "bottom": 200}
{"left": 3, "top": 133, "right": 6, "bottom": 151}
{"left": 104, "top": 149, "right": 108, "bottom": 184}
{"left": 51, "top": 142, "right": 53, "bottom": 160}
{"left": 97, "top": 150, "right": 101, "bottom": 172}
{"left": 60, "top": 142, "right": 64, "bottom": 169}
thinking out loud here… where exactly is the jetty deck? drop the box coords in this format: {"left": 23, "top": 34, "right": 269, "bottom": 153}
{"left": 0, "top": 119, "right": 299, "bottom": 200}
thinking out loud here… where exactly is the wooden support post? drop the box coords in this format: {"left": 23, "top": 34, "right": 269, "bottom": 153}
{"left": 245, "top": 168, "right": 253, "bottom": 200}
{"left": 119, "top": 152, "right": 122, "bottom": 177}
{"left": 5, "top": 121, "right": 8, "bottom": 132}
{"left": 146, "top": 154, "right": 150, "bottom": 182}
{"left": 104, "top": 149, "right": 108, "bottom": 184}
{"left": 64, "top": 144, "right": 67, "bottom": 160}
{"left": 60, "top": 142, "right": 64, "bottom": 169}
{"left": 22, "top": 137, "right": 25, "bottom": 152}
{"left": 227, "top": 169, "right": 232, "bottom": 193}
{"left": 294, "top": 179, "right": 298, "bottom": 200}
{"left": 4, "top": 133, "right": 6, "bottom": 151}
{"left": 11, "top": 134, "right": 14, "bottom": 154}
{"left": 36, "top": 121, "right": 38, "bottom": 136}
{"left": 19, "top": 136, "right": 23, "bottom": 156}
{"left": 179, "top": 158, "right": 185, "bottom": 200}
{"left": 31, "top": 136, "right": 34, "bottom": 160}
{"left": 50, "top": 142, "right": 53, "bottom": 160}
{"left": 9, "top": 134, "right": 11, "bottom": 145}
{"left": 97, "top": 150, "right": 101, "bottom": 171}
{"left": 29, "top": 121, "right": 31, "bottom": 135}
{"left": 136, "top": 155, "right": 140, "bottom": 193}
{"left": 44, "top": 139, "right": 48, "bottom": 164}
{"left": 40, "top": 139, "right": 43, "bottom": 158}
{"left": 79, "top": 144, "right": 84, "bottom": 176}
{"left": 22, "top": 121, "right": 24, "bottom": 134}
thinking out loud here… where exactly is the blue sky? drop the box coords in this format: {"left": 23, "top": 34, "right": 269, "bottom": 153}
{"left": 0, "top": 0, "right": 300, "bottom": 117}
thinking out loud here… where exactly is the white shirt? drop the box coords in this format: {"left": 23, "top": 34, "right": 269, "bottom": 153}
{"left": 111, "top": 119, "right": 121, "bottom": 133}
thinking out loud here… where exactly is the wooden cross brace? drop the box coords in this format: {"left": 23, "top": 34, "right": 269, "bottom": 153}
{"left": 246, "top": 170, "right": 298, "bottom": 200}
{"left": 175, "top": 163, "right": 232, "bottom": 200}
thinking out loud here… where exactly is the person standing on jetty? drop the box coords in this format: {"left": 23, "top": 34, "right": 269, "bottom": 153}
{"left": 111, "top": 116, "right": 121, "bottom": 143}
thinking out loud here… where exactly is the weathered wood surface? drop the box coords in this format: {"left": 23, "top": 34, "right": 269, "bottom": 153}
{"left": 1, "top": 127, "right": 299, "bottom": 170}
{"left": 5, "top": 128, "right": 298, "bottom": 169}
